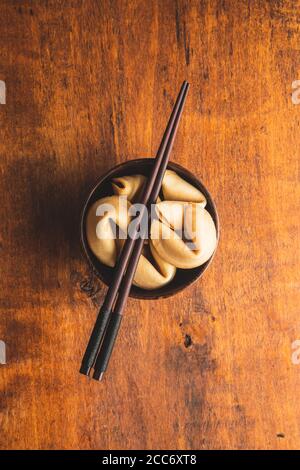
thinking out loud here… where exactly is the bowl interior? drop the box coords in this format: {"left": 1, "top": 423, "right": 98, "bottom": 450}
{"left": 81, "top": 158, "right": 219, "bottom": 299}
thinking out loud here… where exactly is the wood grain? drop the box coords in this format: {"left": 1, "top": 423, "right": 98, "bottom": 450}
{"left": 0, "top": 0, "right": 300, "bottom": 450}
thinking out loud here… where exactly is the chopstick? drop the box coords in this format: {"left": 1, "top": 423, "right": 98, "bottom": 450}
{"left": 92, "top": 83, "right": 190, "bottom": 381}
{"left": 80, "top": 81, "right": 189, "bottom": 378}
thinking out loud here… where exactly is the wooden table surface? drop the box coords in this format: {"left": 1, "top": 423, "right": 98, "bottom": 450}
{"left": 0, "top": 0, "right": 300, "bottom": 450}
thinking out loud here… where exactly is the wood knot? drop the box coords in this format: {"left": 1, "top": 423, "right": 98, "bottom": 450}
{"left": 184, "top": 334, "right": 193, "bottom": 348}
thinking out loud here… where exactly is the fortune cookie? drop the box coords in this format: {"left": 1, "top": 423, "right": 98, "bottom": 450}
{"left": 150, "top": 201, "right": 217, "bottom": 269}
{"left": 112, "top": 174, "right": 146, "bottom": 201}
{"left": 86, "top": 170, "right": 217, "bottom": 289}
{"left": 86, "top": 195, "right": 130, "bottom": 268}
{"left": 86, "top": 195, "right": 176, "bottom": 289}
{"left": 132, "top": 244, "right": 176, "bottom": 290}
{"left": 162, "top": 169, "right": 206, "bottom": 205}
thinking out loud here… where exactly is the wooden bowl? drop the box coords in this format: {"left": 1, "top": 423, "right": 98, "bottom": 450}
{"left": 81, "top": 158, "right": 219, "bottom": 299}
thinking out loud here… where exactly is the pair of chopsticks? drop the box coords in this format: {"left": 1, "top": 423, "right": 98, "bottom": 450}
{"left": 80, "top": 80, "right": 190, "bottom": 381}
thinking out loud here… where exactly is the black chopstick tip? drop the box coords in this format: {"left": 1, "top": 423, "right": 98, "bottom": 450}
{"left": 92, "top": 370, "right": 104, "bottom": 381}
{"left": 79, "top": 364, "right": 92, "bottom": 376}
